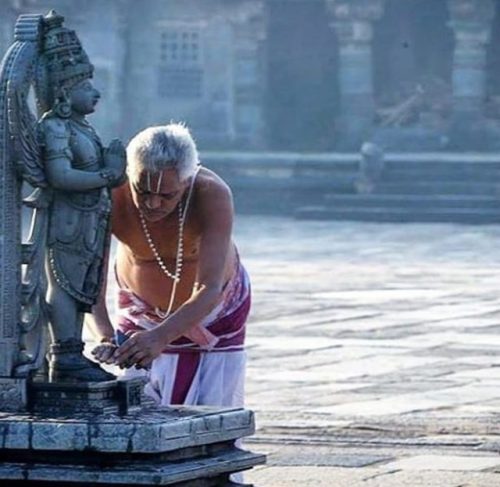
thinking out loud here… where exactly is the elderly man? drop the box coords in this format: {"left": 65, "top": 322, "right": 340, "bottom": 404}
{"left": 90, "top": 123, "right": 250, "bottom": 407}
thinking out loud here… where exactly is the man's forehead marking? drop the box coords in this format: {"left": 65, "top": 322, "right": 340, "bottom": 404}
{"left": 136, "top": 172, "right": 180, "bottom": 196}
{"left": 145, "top": 170, "right": 164, "bottom": 193}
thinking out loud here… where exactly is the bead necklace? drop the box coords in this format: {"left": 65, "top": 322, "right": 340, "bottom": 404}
{"left": 139, "top": 203, "right": 183, "bottom": 282}
{"left": 138, "top": 165, "right": 200, "bottom": 318}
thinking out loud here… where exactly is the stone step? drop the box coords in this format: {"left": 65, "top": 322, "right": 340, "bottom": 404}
{"left": 228, "top": 175, "right": 355, "bottom": 191}
{"left": 382, "top": 169, "right": 500, "bottom": 182}
{"left": 0, "top": 447, "right": 265, "bottom": 486}
{"left": 295, "top": 205, "right": 500, "bottom": 224}
{"left": 322, "top": 194, "right": 500, "bottom": 210}
{"left": 374, "top": 181, "right": 500, "bottom": 196}
{"left": 383, "top": 159, "right": 500, "bottom": 172}
{"left": 208, "top": 151, "right": 500, "bottom": 220}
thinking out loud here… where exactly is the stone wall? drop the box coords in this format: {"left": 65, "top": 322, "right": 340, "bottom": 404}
{"left": 123, "top": 0, "right": 266, "bottom": 148}
{"left": 1, "top": 0, "right": 499, "bottom": 151}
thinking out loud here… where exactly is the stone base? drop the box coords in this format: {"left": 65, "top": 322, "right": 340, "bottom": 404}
{"left": 0, "top": 403, "right": 265, "bottom": 485}
{"left": 0, "top": 446, "right": 262, "bottom": 486}
{"left": 28, "top": 377, "right": 144, "bottom": 415}
{"left": 0, "top": 377, "right": 27, "bottom": 412}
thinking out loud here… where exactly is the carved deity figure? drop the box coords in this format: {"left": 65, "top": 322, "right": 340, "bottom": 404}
{"left": 0, "top": 11, "right": 125, "bottom": 382}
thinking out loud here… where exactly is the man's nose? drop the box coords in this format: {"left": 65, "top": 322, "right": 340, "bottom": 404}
{"left": 145, "top": 195, "right": 162, "bottom": 209}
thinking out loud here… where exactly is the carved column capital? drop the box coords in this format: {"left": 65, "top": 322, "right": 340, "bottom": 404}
{"left": 447, "top": 0, "right": 495, "bottom": 143}
{"left": 326, "top": 0, "right": 385, "bottom": 44}
{"left": 447, "top": 0, "right": 495, "bottom": 83}
{"left": 448, "top": 0, "right": 495, "bottom": 49}
{"left": 448, "top": 0, "right": 495, "bottom": 25}
{"left": 224, "top": 0, "right": 266, "bottom": 41}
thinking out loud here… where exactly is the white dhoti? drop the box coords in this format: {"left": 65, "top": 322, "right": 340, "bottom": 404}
{"left": 117, "top": 255, "right": 251, "bottom": 408}
{"left": 125, "top": 350, "right": 246, "bottom": 407}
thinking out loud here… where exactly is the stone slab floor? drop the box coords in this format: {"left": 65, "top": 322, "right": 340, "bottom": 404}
{"left": 231, "top": 216, "right": 500, "bottom": 487}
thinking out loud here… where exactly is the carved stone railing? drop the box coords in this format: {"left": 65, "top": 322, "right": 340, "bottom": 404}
{"left": 0, "top": 14, "right": 46, "bottom": 410}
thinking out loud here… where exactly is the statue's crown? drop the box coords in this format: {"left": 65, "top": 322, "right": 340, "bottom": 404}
{"left": 42, "top": 10, "right": 93, "bottom": 87}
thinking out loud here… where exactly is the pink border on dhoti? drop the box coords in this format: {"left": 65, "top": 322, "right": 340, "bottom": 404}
{"left": 115, "top": 258, "right": 251, "bottom": 353}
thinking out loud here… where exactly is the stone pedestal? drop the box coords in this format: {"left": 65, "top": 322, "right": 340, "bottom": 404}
{"left": 0, "top": 374, "right": 265, "bottom": 485}
{"left": 0, "top": 400, "right": 265, "bottom": 485}
{"left": 327, "top": 0, "right": 385, "bottom": 150}
{"left": 28, "top": 377, "right": 143, "bottom": 415}
{"left": 448, "top": 0, "right": 497, "bottom": 149}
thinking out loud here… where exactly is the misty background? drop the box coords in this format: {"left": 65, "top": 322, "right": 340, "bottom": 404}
{"left": 3, "top": 0, "right": 500, "bottom": 222}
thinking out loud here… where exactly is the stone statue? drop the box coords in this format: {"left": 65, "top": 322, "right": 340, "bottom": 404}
{"left": 355, "top": 142, "right": 384, "bottom": 194}
{"left": 0, "top": 11, "right": 125, "bottom": 384}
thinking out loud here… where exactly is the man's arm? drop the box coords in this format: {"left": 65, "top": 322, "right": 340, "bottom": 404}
{"left": 156, "top": 178, "right": 233, "bottom": 340}
{"left": 114, "top": 175, "right": 234, "bottom": 368}
{"left": 85, "top": 228, "right": 118, "bottom": 363}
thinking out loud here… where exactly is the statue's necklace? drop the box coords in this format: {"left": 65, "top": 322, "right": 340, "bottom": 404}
{"left": 138, "top": 166, "right": 200, "bottom": 317}
{"left": 69, "top": 117, "right": 101, "bottom": 148}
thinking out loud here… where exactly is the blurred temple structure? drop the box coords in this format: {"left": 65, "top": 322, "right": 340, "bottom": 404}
{"left": 2, "top": 0, "right": 500, "bottom": 222}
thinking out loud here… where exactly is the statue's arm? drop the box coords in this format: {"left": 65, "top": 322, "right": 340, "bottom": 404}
{"left": 41, "top": 118, "right": 110, "bottom": 191}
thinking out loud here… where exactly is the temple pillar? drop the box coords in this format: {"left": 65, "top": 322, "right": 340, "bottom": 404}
{"left": 447, "top": 0, "right": 495, "bottom": 147}
{"left": 227, "top": 1, "right": 267, "bottom": 148}
{"left": 326, "top": 0, "right": 385, "bottom": 150}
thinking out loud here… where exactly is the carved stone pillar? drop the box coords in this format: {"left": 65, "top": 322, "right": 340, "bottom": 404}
{"left": 227, "top": 1, "right": 266, "bottom": 147}
{"left": 448, "top": 0, "right": 495, "bottom": 120}
{"left": 327, "top": 0, "right": 385, "bottom": 150}
{"left": 0, "top": 13, "right": 43, "bottom": 410}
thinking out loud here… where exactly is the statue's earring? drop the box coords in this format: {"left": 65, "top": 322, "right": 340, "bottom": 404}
{"left": 53, "top": 88, "right": 72, "bottom": 118}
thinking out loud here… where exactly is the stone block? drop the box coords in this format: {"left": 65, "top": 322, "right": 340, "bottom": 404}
{"left": 0, "top": 404, "right": 265, "bottom": 485}
{"left": 28, "top": 377, "right": 144, "bottom": 415}
{"left": 0, "top": 448, "right": 265, "bottom": 485}
{"left": 0, "top": 405, "right": 256, "bottom": 454}
{"left": 0, "top": 420, "right": 29, "bottom": 449}
{"left": 31, "top": 420, "right": 89, "bottom": 451}
{"left": 0, "top": 378, "right": 27, "bottom": 411}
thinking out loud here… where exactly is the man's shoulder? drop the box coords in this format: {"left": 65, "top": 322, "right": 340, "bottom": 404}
{"left": 194, "top": 167, "right": 234, "bottom": 226}
{"left": 197, "top": 167, "right": 232, "bottom": 199}
{"left": 111, "top": 183, "right": 133, "bottom": 233}
{"left": 112, "top": 180, "right": 129, "bottom": 201}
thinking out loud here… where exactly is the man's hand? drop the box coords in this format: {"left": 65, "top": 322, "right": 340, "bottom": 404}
{"left": 113, "top": 329, "right": 165, "bottom": 369}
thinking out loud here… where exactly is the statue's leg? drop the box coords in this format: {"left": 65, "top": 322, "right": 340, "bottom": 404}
{"left": 46, "top": 269, "right": 115, "bottom": 382}
{"left": 46, "top": 273, "right": 83, "bottom": 342}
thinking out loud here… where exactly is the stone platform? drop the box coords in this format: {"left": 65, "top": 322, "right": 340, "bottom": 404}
{"left": 203, "top": 151, "right": 500, "bottom": 223}
{"left": 0, "top": 403, "right": 265, "bottom": 485}
{"left": 234, "top": 216, "right": 500, "bottom": 486}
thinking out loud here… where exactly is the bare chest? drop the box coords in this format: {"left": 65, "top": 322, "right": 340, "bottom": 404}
{"left": 113, "top": 204, "right": 201, "bottom": 262}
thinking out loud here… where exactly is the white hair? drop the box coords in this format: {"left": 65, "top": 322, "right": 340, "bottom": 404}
{"left": 126, "top": 123, "right": 199, "bottom": 184}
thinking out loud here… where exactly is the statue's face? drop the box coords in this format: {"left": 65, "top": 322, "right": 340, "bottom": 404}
{"left": 130, "top": 168, "right": 189, "bottom": 222}
{"left": 69, "top": 79, "right": 100, "bottom": 115}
